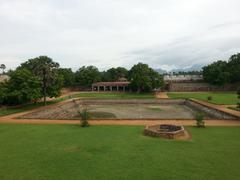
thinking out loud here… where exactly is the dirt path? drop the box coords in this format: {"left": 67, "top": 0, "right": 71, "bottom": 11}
{"left": 155, "top": 92, "right": 169, "bottom": 99}
{"left": 0, "top": 118, "right": 240, "bottom": 126}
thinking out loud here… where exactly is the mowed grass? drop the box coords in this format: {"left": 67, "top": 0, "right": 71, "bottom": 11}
{"left": 168, "top": 92, "right": 238, "bottom": 105}
{"left": 73, "top": 92, "right": 154, "bottom": 99}
{"left": 0, "top": 125, "right": 240, "bottom": 180}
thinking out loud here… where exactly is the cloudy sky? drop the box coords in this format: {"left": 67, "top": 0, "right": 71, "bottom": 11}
{"left": 0, "top": 0, "right": 240, "bottom": 71}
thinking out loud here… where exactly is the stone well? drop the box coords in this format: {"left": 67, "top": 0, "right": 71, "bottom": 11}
{"left": 144, "top": 124, "right": 186, "bottom": 139}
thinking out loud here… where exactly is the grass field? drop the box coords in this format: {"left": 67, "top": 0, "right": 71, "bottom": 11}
{"left": 168, "top": 92, "right": 238, "bottom": 105}
{"left": 73, "top": 92, "right": 154, "bottom": 99}
{"left": 0, "top": 125, "right": 239, "bottom": 180}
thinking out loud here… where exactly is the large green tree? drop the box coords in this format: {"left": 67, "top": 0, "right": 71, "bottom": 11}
{"left": 102, "top": 67, "right": 128, "bottom": 81}
{"left": 202, "top": 60, "right": 230, "bottom": 86}
{"left": 0, "top": 68, "right": 41, "bottom": 105}
{"left": 57, "top": 68, "right": 75, "bottom": 87}
{"left": 75, "top": 66, "right": 101, "bottom": 88}
{"left": 128, "top": 63, "right": 163, "bottom": 92}
{"left": 227, "top": 53, "right": 240, "bottom": 83}
{"left": 19, "top": 56, "right": 63, "bottom": 105}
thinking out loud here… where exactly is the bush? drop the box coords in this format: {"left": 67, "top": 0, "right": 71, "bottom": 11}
{"left": 237, "top": 102, "right": 240, "bottom": 110}
{"left": 195, "top": 112, "right": 205, "bottom": 128}
{"left": 80, "top": 108, "right": 90, "bottom": 127}
{"left": 207, "top": 96, "right": 212, "bottom": 101}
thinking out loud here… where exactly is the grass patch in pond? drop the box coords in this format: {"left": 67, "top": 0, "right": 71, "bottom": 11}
{"left": 89, "top": 111, "right": 117, "bottom": 119}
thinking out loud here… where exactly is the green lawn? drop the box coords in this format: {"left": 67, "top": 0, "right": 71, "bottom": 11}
{"left": 168, "top": 92, "right": 238, "bottom": 105}
{"left": 73, "top": 92, "right": 154, "bottom": 99}
{"left": 0, "top": 125, "right": 239, "bottom": 180}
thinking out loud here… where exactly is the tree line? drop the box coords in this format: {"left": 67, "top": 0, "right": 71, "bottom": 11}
{"left": 0, "top": 56, "right": 163, "bottom": 105}
{"left": 202, "top": 53, "right": 240, "bottom": 86}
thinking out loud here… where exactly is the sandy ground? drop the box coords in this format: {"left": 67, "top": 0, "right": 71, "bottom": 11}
{"left": 155, "top": 92, "right": 169, "bottom": 99}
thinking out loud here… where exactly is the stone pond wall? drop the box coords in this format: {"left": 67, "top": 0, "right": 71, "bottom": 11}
{"left": 185, "top": 100, "right": 239, "bottom": 120}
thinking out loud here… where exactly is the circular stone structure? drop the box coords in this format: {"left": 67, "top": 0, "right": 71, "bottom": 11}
{"left": 144, "top": 124, "right": 187, "bottom": 139}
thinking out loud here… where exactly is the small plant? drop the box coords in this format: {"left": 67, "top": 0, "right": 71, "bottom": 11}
{"left": 237, "top": 87, "right": 240, "bottom": 110}
{"left": 72, "top": 99, "right": 90, "bottom": 127}
{"left": 237, "top": 102, "right": 240, "bottom": 110}
{"left": 195, "top": 112, "right": 205, "bottom": 128}
{"left": 207, "top": 96, "right": 212, "bottom": 101}
{"left": 79, "top": 108, "right": 90, "bottom": 127}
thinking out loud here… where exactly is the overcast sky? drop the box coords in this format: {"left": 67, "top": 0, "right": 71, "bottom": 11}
{"left": 0, "top": 0, "right": 240, "bottom": 71}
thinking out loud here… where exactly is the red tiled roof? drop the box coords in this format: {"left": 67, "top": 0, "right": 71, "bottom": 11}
{"left": 92, "top": 81, "right": 130, "bottom": 86}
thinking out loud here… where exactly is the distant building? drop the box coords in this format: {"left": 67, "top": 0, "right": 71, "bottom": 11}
{"left": 164, "top": 74, "right": 203, "bottom": 82}
{"left": 92, "top": 78, "right": 130, "bottom": 92}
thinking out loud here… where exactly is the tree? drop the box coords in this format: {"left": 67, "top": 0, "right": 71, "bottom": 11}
{"left": 75, "top": 66, "right": 101, "bottom": 88}
{"left": 227, "top": 53, "right": 240, "bottom": 83}
{"left": 19, "top": 56, "right": 63, "bottom": 105}
{"left": 57, "top": 68, "right": 75, "bottom": 87}
{"left": 102, "top": 67, "right": 128, "bottom": 81}
{"left": 0, "top": 64, "right": 6, "bottom": 74}
{"left": 202, "top": 61, "right": 230, "bottom": 86}
{"left": 0, "top": 68, "right": 42, "bottom": 105}
{"left": 128, "top": 63, "right": 164, "bottom": 93}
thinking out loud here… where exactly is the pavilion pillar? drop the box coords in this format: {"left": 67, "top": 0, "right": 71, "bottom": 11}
{"left": 110, "top": 86, "right": 112, "bottom": 91}
{"left": 97, "top": 86, "right": 99, "bottom": 92}
{"left": 117, "top": 86, "right": 119, "bottom": 91}
{"left": 123, "top": 86, "right": 126, "bottom": 91}
{"left": 104, "top": 86, "right": 106, "bottom": 91}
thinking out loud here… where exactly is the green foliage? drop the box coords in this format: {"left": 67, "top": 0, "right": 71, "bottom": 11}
{"left": 227, "top": 53, "right": 240, "bottom": 83}
{"left": 19, "top": 56, "right": 63, "bottom": 104}
{"left": 80, "top": 108, "right": 90, "bottom": 127}
{"left": 128, "top": 63, "right": 164, "bottom": 92}
{"left": 75, "top": 66, "right": 101, "bottom": 88}
{"left": 237, "top": 87, "right": 240, "bottom": 99}
{"left": 0, "top": 68, "right": 42, "bottom": 105}
{"left": 207, "top": 96, "right": 212, "bottom": 101}
{"left": 237, "top": 102, "right": 240, "bottom": 110}
{"left": 102, "top": 67, "right": 128, "bottom": 81}
{"left": 195, "top": 112, "right": 205, "bottom": 128}
{"left": 57, "top": 68, "right": 75, "bottom": 87}
{"left": 202, "top": 60, "right": 230, "bottom": 86}
{"left": 202, "top": 53, "right": 240, "bottom": 85}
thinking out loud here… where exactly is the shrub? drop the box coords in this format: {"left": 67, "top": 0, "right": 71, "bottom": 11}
{"left": 195, "top": 112, "right": 205, "bottom": 128}
{"left": 207, "top": 96, "right": 212, "bottom": 101}
{"left": 79, "top": 108, "right": 90, "bottom": 127}
{"left": 237, "top": 102, "right": 240, "bottom": 110}
{"left": 237, "top": 87, "right": 240, "bottom": 99}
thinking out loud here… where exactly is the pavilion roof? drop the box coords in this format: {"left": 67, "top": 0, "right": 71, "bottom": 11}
{"left": 92, "top": 81, "right": 130, "bottom": 86}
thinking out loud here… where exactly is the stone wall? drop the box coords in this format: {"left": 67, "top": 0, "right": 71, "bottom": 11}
{"left": 79, "top": 99, "right": 186, "bottom": 105}
{"left": 185, "top": 100, "right": 239, "bottom": 120}
{"left": 167, "top": 82, "right": 238, "bottom": 92}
